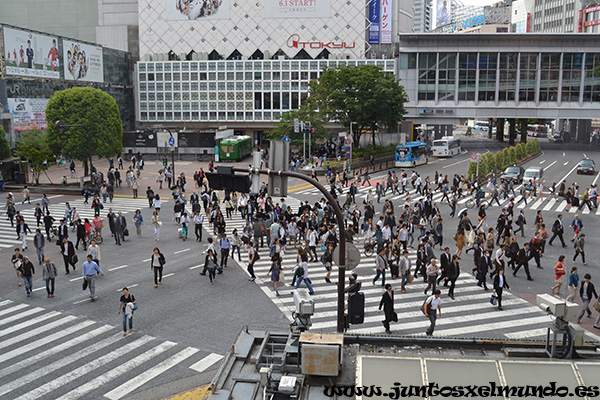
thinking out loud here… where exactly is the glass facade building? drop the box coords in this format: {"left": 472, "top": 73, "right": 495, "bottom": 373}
{"left": 397, "top": 34, "right": 600, "bottom": 122}
{"left": 136, "top": 59, "right": 395, "bottom": 123}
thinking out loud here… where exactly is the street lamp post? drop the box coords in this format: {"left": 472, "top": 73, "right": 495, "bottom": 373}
{"left": 165, "top": 128, "right": 176, "bottom": 178}
{"left": 55, "top": 120, "right": 93, "bottom": 174}
{"left": 349, "top": 122, "right": 357, "bottom": 175}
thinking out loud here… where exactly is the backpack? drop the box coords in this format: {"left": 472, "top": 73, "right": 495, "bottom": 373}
{"left": 296, "top": 265, "right": 305, "bottom": 276}
{"left": 269, "top": 245, "right": 277, "bottom": 258}
{"left": 253, "top": 250, "right": 260, "bottom": 261}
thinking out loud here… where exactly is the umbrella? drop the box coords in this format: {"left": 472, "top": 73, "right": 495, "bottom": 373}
{"left": 457, "top": 208, "right": 468, "bottom": 219}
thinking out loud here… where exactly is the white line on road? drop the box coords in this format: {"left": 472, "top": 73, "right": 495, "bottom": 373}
{"left": 189, "top": 353, "right": 224, "bottom": 373}
{"left": 564, "top": 161, "right": 569, "bottom": 166}
{"left": 189, "top": 265, "right": 203, "bottom": 270}
{"left": 163, "top": 273, "right": 175, "bottom": 278}
{"left": 116, "top": 284, "right": 138, "bottom": 291}
{"left": 593, "top": 171, "right": 600, "bottom": 185}
{"left": 539, "top": 160, "right": 546, "bottom": 164}
{"left": 69, "top": 276, "right": 84, "bottom": 282}
{"left": 543, "top": 160, "right": 557, "bottom": 171}
{"left": 143, "top": 258, "right": 151, "bottom": 262}
{"left": 104, "top": 347, "right": 199, "bottom": 400}
{"left": 108, "top": 264, "right": 128, "bottom": 271}
{"left": 442, "top": 158, "right": 470, "bottom": 169}
{"left": 174, "top": 248, "right": 190, "bottom": 254}
{"left": 73, "top": 298, "right": 91, "bottom": 305}
{"left": 558, "top": 164, "right": 579, "bottom": 185}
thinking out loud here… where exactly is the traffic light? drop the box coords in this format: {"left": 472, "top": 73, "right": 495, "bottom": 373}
{"left": 310, "top": 127, "right": 316, "bottom": 134}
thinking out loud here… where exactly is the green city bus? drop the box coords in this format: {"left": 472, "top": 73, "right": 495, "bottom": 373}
{"left": 219, "top": 135, "right": 253, "bottom": 161}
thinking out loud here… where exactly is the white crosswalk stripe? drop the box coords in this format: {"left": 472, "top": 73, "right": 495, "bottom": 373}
{"left": 217, "top": 195, "right": 599, "bottom": 341}
{"left": 0, "top": 300, "right": 222, "bottom": 399}
{"left": 0, "top": 197, "right": 165, "bottom": 250}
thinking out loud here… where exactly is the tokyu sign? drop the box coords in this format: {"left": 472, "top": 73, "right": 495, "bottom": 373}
{"left": 286, "top": 34, "right": 355, "bottom": 49}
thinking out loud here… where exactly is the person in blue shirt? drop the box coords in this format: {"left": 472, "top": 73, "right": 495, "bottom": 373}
{"left": 82, "top": 254, "right": 104, "bottom": 301}
{"left": 567, "top": 266, "right": 579, "bottom": 303}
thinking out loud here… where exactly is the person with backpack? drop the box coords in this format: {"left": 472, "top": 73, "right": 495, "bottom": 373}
{"left": 246, "top": 242, "right": 258, "bottom": 282}
{"left": 573, "top": 233, "right": 586, "bottom": 265}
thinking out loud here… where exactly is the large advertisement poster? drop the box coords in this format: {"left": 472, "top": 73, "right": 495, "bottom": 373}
{"left": 368, "top": 0, "right": 380, "bottom": 44}
{"left": 63, "top": 41, "right": 104, "bottom": 83}
{"left": 165, "top": 0, "right": 230, "bottom": 20}
{"left": 3, "top": 27, "right": 60, "bottom": 79}
{"left": 6, "top": 98, "right": 50, "bottom": 132}
{"left": 380, "top": 0, "right": 391, "bottom": 43}
{"left": 435, "top": 0, "right": 452, "bottom": 29}
{"left": 264, "top": 0, "right": 330, "bottom": 19}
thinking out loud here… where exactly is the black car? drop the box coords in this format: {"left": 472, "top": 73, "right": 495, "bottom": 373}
{"left": 577, "top": 159, "right": 595, "bottom": 175}
{"left": 500, "top": 166, "right": 525, "bottom": 183}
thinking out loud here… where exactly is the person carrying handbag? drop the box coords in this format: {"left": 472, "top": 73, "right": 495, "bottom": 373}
{"left": 118, "top": 287, "right": 137, "bottom": 336}
{"left": 150, "top": 247, "right": 166, "bottom": 288}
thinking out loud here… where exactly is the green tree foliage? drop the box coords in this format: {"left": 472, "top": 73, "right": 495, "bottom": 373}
{"left": 265, "top": 106, "right": 331, "bottom": 150}
{"left": 0, "top": 126, "right": 11, "bottom": 159}
{"left": 15, "top": 130, "right": 54, "bottom": 184}
{"left": 45, "top": 87, "right": 122, "bottom": 175}
{"left": 307, "top": 65, "right": 408, "bottom": 146}
{"left": 467, "top": 139, "right": 540, "bottom": 179}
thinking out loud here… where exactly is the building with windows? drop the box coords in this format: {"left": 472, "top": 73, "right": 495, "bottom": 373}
{"left": 396, "top": 33, "right": 600, "bottom": 141}
{"left": 413, "top": 0, "right": 433, "bottom": 32}
{"left": 582, "top": 4, "right": 600, "bottom": 32}
{"left": 529, "top": 0, "right": 584, "bottom": 32}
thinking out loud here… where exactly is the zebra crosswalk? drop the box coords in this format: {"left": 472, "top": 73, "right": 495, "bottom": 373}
{"left": 219, "top": 196, "right": 600, "bottom": 341}
{"left": 0, "top": 196, "right": 163, "bottom": 250}
{"left": 0, "top": 298, "right": 223, "bottom": 400}
{"left": 292, "top": 182, "right": 600, "bottom": 216}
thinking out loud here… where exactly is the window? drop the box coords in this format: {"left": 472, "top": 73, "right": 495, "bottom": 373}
{"left": 458, "top": 53, "right": 477, "bottom": 101}
{"left": 438, "top": 53, "right": 456, "bottom": 101}
{"left": 561, "top": 53, "right": 582, "bottom": 102}
{"left": 583, "top": 53, "right": 600, "bottom": 102}
{"left": 539, "top": 53, "right": 560, "bottom": 102}
{"left": 418, "top": 53, "right": 437, "bottom": 101}
{"left": 519, "top": 53, "right": 538, "bottom": 102}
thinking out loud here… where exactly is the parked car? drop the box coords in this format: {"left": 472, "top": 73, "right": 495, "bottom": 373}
{"left": 576, "top": 159, "right": 596, "bottom": 175}
{"left": 523, "top": 166, "right": 544, "bottom": 183}
{"left": 500, "top": 165, "right": 525, "bottom": 183}
{"left": 549, "top": 131, "right": 571, "bottom": 143}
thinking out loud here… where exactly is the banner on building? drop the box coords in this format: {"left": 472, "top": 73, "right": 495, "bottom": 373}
{"left": 264, "top": 0, "right": 330, "bottom": 18}
{"left": 368, "top": 0, "right": 380, "bottom": 44}
{"left": 380, "top": 0, "right": 391, "bottom": 43}
{"left": 2, "top": 27, "right": 60, "bottom": 79}
{"left": 434, "top": 0, "right": 451, "bottom": 29}
{"left": 6, "top": 98, "right": 50, "bottom": 132}
{"left": 165, "top": 0, "right": 230, "bottom": 20}
{"left": 63, "top": 40, "right": 104, "bottom": 83}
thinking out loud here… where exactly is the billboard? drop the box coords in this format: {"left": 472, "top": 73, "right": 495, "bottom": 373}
{"left": 264, "top": 0, "right": 330, "bottom": 19}
{"left": 434, "top": 0, "right": 452, "bottom": 29}
{"left": 380, "top": 0, "right": 391, "bottom": 43}
{"left": 63, "top": 41, "right": 104, "bottom": 83}
{"left": 368, "top": 0, "right": 380, "bottom": 44}
{"left": 165, "top": 0, "right": 230, "bottom": 20}
{"left": 3, "top": 27, "right": 60, "bottom": 79}
{"left": 6, "top": 98, "right": 50, "bottom": 132}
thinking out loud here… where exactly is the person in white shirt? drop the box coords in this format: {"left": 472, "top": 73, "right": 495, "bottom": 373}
{"left": 193, "top": 211, "right": 204, "bottom": 241}
{"left": 382, "top": 224, "right": 392, "bottom": 241}
{"left": 424, "top": 289, "right": 442, "bottom": 336}
{"left": 495, "top": 244, "right": 506, "bottom": 270}
{"left": 308, "top": 227, "right": 318, "bottom": 262}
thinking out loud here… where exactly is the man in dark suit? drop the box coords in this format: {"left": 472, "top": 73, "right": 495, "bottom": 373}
{"left": 514, "top": 210, "right": 527, "bottom": 237}
{"left": 548, "top": 214, "right": 567, "bottom": 247}
{"left": 115, "top": 211, "right": 127, "bottom": 245}
{"left": 493, "top": 268, "right": 511, "bottom": 310}
{"left": 437, "top": 247, "right": 452, "bottom": 286}
{"left": 378, "top": 284, "right": 395, "bottom": 334}
{"left": 472, "top": 243, "right": 484, "bottom": 274}
{"left": 416, "top": 244, "right": 428, "bottom": 281}
{"left": 513, "top": 242, "right": 533, "bottom": 281}
{"left": 57, "top": 219, "right": 68, "bottom": 243}
{"left": 477, "top": 249, "right": 492, "bottom": 290}
{"left": 60, "top": 237, "right": 76, "bottom": 274}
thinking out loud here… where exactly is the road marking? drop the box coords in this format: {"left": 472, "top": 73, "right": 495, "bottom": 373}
{"left": 70, "top": 276, "right": 84, "bottom": 282}
{"left": 7, "top": 336, "right": 154, "bottom": 400}
{"left": 563, "top": 161, "right": 569, "bottom": 166}
{"left": 163, "top": 273, "right": 175, "bottom": 278}
{"left": 0, "top": 320, "right": 95, "bottom": 364}
{"left": 504, "top": 328, "right": 548, "bottom": 339}
{"left": 593, "top": 171, "right": 600, "bottom": 185}
{"left": 539, "top": 160, "right": 545, "bottom": 164}
{"left": 104, "top": 347, "right": 199, "bottom": 400}
{"left": 189, "top": 265, "right": 203, "bottom": 270}
{"left": 0, "top": 307, "right": 46, "bottom": 329}
{"left": 174, "top": 248, "right": 190, "bottom": 254}
{"left": 73, "top": 298, "right": 91, "bottom": 305}
{"left": 558, "top": 164, "right": 578, "bottom": 185}
{"left": 143, "top": 258, "right": 151, "bottom": 262}
{"left": 189, "top": 353, "right": 224, "bottom": 373}
{"left": 108, "top": 264, "right": 128, "bottom": 271}
{"left": 116, "top": 284, "right": 138, "bottom": 291}
{"left": 442, "top": 158, "right": 470, "bottom": 169}
{"left": 543, "top": 198, "right": 557, "bottom": 211}
{"left": 583, "top": 153, "right": 587, "bottom": 158}
{"left": 543, "top": 160, "right": 557, "bottom": 171}
{"left": 58, "top": 341, "right": 179, "bottom": 400}
{"left": 0, "top": 304, "right": 28, "bottom": 317}
{"left": 0, "top": 324, "right": 113, "bottom": 380}
{"left": 0, "top": 316, "right": 76, "bottom": 351}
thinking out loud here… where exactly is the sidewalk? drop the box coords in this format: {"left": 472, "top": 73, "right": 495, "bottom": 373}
{"left": 17, "top": 157, "right": 307, "bottom": 199}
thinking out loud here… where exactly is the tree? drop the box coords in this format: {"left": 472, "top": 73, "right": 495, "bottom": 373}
{"left": 307, "top": 65, "right": 408, "bottom": 147}
{"left": 0, "top": 126, "right": 11, "bottom": 159}
{"left": 45, "top": 87, "right": 123, "bottom": 175}
{"left": 15, "top": 130, "right": 54, "bottom": 185}
{"left": 265, "top": 106, "right": 331, "bottom": 154}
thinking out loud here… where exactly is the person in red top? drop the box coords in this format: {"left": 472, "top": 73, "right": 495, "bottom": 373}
{"left": 47, "top": 39, "right": 59, "bottom": 71}
{"left": 551, "top": 255, "right": 566, "bottom": 296}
